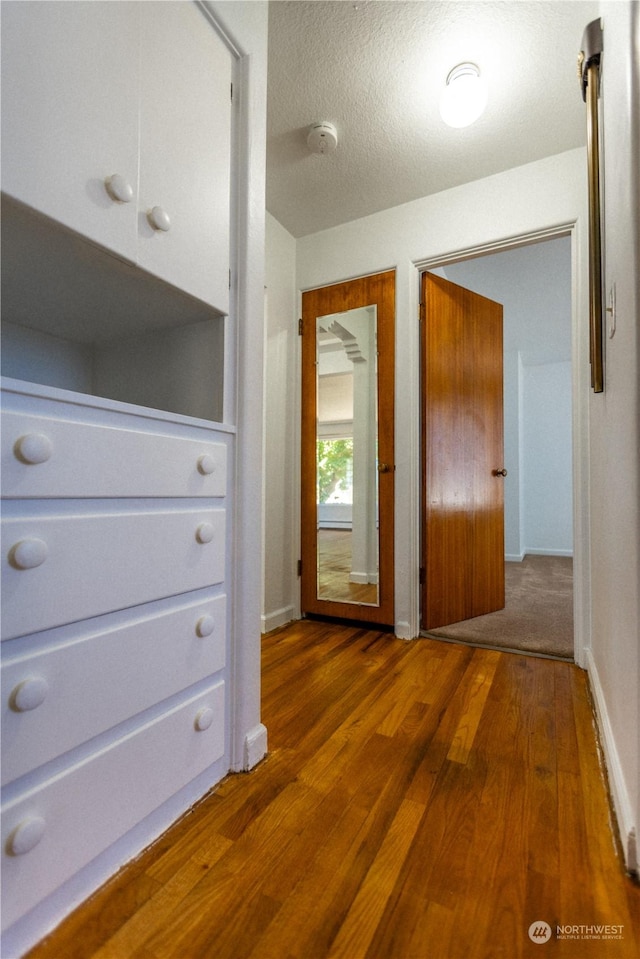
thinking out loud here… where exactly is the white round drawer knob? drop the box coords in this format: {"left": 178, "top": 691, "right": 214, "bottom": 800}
{"left": 194, "top": 707, "right": 214, "bottom": 732}
{"left": 105, "top": 174, "right": 134, "bottom": 203}
{"left": 197, "top": 454, "right": 216, "bottom": 476}
{"left": 196, "top": 523, "right": 214, "bottom": 545}
{"left": 196, "top": 614, "right": 215, "bottom": 638}
{"left": 15, "top": 433, "right": 53, "bottom": 465}
{"left": 148, "top": 205, "right": 171, "bottom": 232}
{"left": 11, "top": 677, "right": 49, "bottom": 712}
{"left": 7, "top": 816, "right": 46, "bottom": 856}
{"left": 10, "top": 538, "right": 48, "bottom": 570}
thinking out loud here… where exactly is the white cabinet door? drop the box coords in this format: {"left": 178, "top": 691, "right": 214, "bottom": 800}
{"left": 138, "top": 2, "right": 232, "bottom": 312}
{"left": 0, "top": 0, "right": 140, "bottom": 262}
{"left": 1, "top": 1, "right": 232, "bottom": 314}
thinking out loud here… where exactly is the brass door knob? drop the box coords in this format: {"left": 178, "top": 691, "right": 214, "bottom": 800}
{"left": 493, "top": 468, "right": 508, "bottom": 477}
{"left": 378, "top": 463, "right": 394, "bottom": 473}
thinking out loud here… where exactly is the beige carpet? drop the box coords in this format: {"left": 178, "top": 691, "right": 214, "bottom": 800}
{"left": 423, "top": 554, "right": 574, "bottom": 659}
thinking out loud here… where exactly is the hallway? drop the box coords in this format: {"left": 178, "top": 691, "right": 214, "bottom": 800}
{"left": 29, "top": 621, "right": 640, "bottom": 959}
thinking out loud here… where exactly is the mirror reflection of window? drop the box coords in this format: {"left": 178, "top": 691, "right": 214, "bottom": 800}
{"left": 317, "top": 438, "right": 353, "bottom": 505}
{"left": 316, "top": 306, "right": 379, "bottom": 606}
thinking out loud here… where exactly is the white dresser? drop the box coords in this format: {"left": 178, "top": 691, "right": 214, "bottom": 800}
{"left": 1, "top": 382, "right": 232, "bottom": 931}
{"left": 0, "top": 2, "right": 268, "bottom": 954}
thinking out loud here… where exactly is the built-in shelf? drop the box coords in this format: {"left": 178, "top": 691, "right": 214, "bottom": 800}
{"left": 1, "top": 195, "right": 226, "bottom": 422}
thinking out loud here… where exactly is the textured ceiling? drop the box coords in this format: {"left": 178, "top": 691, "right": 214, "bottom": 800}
{"left": 266, "top": 0, "right": 600, "bottom": 237}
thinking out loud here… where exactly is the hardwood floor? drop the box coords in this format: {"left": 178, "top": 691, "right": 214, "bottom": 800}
{"left": 27, "top": 621, "right": 639, "bottom": 959}
{"left": 318, "top": 529, "right": 378, "bottom": 605}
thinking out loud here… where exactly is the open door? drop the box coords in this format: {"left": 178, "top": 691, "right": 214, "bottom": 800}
{"left": 301, "top": 271, "right": 395, "bottom": 626}
{"left": 421, "top": 272, "right": 505, "bottom": 630}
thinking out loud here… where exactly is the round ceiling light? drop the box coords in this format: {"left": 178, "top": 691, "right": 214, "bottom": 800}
{"left": 439, "top": 63, "right": 487, "bottom": 128}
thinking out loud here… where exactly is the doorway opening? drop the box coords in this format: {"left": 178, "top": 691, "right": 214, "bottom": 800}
{"left": 419, "top": 233, "right": 574, "bottom": 660}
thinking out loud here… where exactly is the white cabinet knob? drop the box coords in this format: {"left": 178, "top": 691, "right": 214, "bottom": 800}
{"left": 6, "top": 816, "right": 46, "bottom": 856}
{"left": 11, "top": 677, "right": 49, "bottom": 712}
{"left": 14, "top": 433, "right": 53, "bottom": 465}
{"left": 105, "top": 174, "right": 134, "bottom": 203}
{"left": 196, "top": 614, "right": 215, "bottom": 638}
{"left": 10, "top": 538, "right": 48, "bottom": 570}
{"left": 148, "top": 206, "right": 171, "bottom": 232}
{"left": 197, "top": 454, "right": 216, "bottom": 476}
{"left": 196, "top": 523, "right": 214, "bottom": 545}
{"left": 194, "top": 707, "right": 214, "bottom": 732}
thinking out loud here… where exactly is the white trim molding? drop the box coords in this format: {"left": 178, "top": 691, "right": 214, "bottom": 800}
{"left": 261, "top": 605, "right": 296, "bottom": 634}
{"left": 414, "top": 220, "right": 589, "bottom": 667}
{"left": 586, "top": 649, "right": 638, "bottom": 875}
{"left": 243, "top": 723, "right": 268, "bottom": 771}
{"left": 505, "top": 552, "right": 574, "bottom": 562}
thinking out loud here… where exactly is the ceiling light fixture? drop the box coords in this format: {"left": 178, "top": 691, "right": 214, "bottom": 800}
{"left": 439, "top": 62, "right": 487, "bottom": 128}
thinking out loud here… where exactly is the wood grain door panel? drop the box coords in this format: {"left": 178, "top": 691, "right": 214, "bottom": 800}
{"left": 421, "top": 273, "right": 505, "bottom": 630}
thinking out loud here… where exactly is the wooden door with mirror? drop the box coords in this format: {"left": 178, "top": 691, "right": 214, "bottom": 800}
{"left": 301, "top": 271, "right": 395, "bottom": 625}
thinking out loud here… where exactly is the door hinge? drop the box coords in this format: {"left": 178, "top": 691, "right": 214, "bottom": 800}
{"left": 419, "top": 566, "right": 425, "bottom": 585}
{"left": 230, "top": 82, "right": 234, "bottom": 102}
{"left": 297, "top": 559, "right": 303, "bottom": 577}
{"left": 298, "top": 318, "right": 303, "bottom": 336}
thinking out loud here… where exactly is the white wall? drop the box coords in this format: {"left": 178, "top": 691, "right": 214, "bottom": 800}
{"left": 586, "top": 0, "right": 639, "bottom": 873}
{"left": 521, "top": 359, "right": 573, "bottom": 554}
{"left": 93, "top": 319, "right": 225, "bottom": 422}
{"left": 441, "top": 237, "right": 573, "bottom": 560}
{"left": 263, "top": 213, "right": 298, "bottom": 631}
{"left": 1, "top": 322, "right": 93, "bottom": 394}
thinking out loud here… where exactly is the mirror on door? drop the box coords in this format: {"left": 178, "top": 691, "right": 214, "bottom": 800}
{"left": 316, "top": 305, "right": 379, "bottom": 606}
{"left": 301, "top": 269, "right": 394, "bottom": 626}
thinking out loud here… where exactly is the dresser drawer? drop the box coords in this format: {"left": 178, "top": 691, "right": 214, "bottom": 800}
{"left": 1, "top": 681, "right": 225, "bottom": 930}
{"left": 1, "top": 409, "right": 227, "bottom": 498}
{"left": 1, "top": 507, "right": 225, "bottom": 640}
{"left": 1, "top": 592, "right": 226, "bottom": 784}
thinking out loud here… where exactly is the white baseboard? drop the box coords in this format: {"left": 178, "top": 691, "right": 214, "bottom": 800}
{"left": 349, "top": 571, "right": 378, "bottom": 585}
{"left": 261, "top": 605, "right": 295, "bottom": 634}
{"left": 525, "top": 547, "right": 574, "bottom": 557}
{"left": 586, "top": 649, "right": 638, "bottom": 874}
{"left": 243, "top": 723, "right": 268, "bottom": 771}
{"left": 505, "top": 550, "right": 574, "bottom": 562}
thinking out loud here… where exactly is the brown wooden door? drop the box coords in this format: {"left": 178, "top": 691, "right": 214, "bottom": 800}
{"left": 421, "top": 272, "right": 505, "bottom": 630}
{"left": 301, "top": 270, "right": 395, "bottom": 626}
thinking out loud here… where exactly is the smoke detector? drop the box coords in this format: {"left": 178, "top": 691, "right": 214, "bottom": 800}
{"left": 307, "top": 122, "right": 338, "bottom": 155}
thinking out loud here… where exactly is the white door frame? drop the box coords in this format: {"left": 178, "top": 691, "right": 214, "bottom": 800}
{"left": 413, "top": 220, "right": 590, "bottom": 666}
